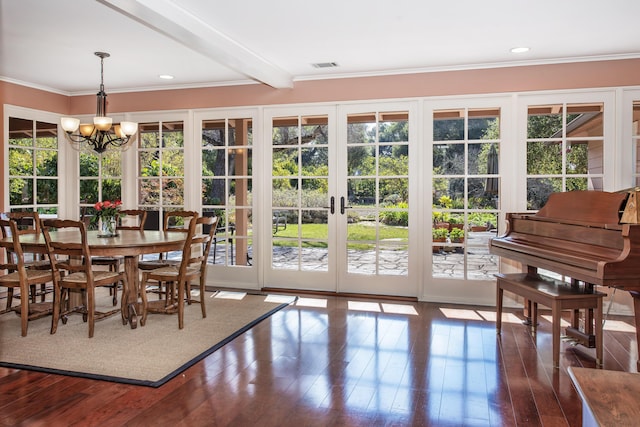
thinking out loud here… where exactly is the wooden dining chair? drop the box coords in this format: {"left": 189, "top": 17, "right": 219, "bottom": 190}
{"left": 138, "top": 210, "right": 198, "bottom": 271}
{"left": 91, "top": 209, "right": 148, "bottom": 305}
{"left": 41, "top": 219, "right": 126, "bottom": 338}
{"left": 0, "top": 218, "right": 55, "bottom": 336}
{"left": 5, "top": 212, "right": 53, "bottom": 303}
{"left": 139, "top": 215, "right": 215, "bottom": 329}
{"left": 185, "top": 215, "right": 218, "bottom": 306}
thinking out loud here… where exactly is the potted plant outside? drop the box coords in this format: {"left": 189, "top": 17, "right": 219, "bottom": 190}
{"left": 448, "top": 214, "right": 464, "bottom": 231}
{"left": 432, "top": 227, "right": 449, "bottom": 253}
{"left": 450, "top": 227, "right": 465, "bottom": 243}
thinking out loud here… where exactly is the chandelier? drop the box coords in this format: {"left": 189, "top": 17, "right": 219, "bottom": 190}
{"left": 60, "top": 52, "right": 138, "bottom": 153}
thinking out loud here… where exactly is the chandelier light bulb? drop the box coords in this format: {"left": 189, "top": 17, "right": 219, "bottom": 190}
{"left": 60, "top": 117, "right": 80, "bottom": 133}
{"left": 93, "top": 116, "right": 113, "bottom": 131}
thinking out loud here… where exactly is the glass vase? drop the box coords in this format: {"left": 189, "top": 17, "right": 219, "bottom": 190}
{"left": 99, "top": 217, "right": 118, "bottom": 237}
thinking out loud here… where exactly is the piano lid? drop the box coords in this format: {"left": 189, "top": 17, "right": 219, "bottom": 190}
{"left": 620, "top": 187, "right": 640, "bottom": 224}
{"left": 536, "top": 191, "right": 627, "bottom": 225}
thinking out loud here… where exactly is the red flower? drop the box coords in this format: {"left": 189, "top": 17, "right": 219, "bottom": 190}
{"left": 92, "top": 200, "right": 122, "bottom": 222}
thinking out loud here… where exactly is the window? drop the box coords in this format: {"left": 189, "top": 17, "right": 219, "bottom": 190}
{"left": 432, "top": 108, "right": 500, "bottom": 280}
{"left": 526, "top": 103, "right": 604, "bottom": 209}
{"left": 8, "top": 117, "right": 59, "bottom": 215}
{"left": 138, "top": 121, "right": 185, "bottom": 230}
{"left": 79, "top": 149, "right": 122, "bottom": 226}
{"left": 632, "top": 101, "right": 640, "bottom": 186}
{"left": 202, "top": 118, "right": 253, "bottom": 266}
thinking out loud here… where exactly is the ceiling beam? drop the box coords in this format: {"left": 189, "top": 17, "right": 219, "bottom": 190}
{"left": 98, "top": 0, "right": 293, "bottom": 89}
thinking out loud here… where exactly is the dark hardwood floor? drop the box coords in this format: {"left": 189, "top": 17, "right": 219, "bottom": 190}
{"left": 0, "top": 292, "right": 637, "bottom": 426}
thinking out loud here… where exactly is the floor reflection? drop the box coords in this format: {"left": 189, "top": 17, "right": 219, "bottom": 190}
{"left": 209, "top": 296, "right": 509, "bottom": 426}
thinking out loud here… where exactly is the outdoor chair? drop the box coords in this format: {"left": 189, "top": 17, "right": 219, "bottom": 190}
{"left": 139, "top": 215, "right": 217, "bottom": 329}
{"left": 42, "top": 219, "right": 126, "bottom": 338}
{"left": 0, "top": 218, "right": 55, "bottom": 336}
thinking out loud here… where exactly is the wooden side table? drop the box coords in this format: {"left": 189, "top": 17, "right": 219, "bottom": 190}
{"left": 569, "top": 367, "right": 640, "bottom": 426}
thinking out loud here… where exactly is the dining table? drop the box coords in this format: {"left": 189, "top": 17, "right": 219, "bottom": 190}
{"left": 0, "top": 229, "right": 187, "bottom": 329}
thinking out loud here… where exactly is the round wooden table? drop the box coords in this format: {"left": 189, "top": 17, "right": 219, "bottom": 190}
{"left": 8, "top": 229, "right": 187, "bottom": 329}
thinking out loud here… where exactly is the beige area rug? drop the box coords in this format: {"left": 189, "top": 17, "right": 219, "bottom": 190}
{"left": 0, "top": 290, "right": 295, "bottom": 387}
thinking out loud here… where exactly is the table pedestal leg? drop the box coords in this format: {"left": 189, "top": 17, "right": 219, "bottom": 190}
{"left": 122, "top": 255, "right": 140, "bottom": 329}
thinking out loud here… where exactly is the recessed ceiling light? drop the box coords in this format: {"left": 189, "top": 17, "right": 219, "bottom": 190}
{"left": 311, "top": 62, "right": 339, "bottom": 68}
{"left": 510, "top": 47, "right": 530, "bottom": 54}
{"left": 159, "top": 74, "right": 174, "bottom": 80}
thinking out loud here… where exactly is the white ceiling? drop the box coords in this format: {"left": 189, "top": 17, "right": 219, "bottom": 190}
{"left": 2, "top": 0, "right": 640, "bottom": 95}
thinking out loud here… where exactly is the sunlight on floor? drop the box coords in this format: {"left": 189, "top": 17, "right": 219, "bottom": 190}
{"left": 347, "top": 301, "right": 419, "bottom": 315}
{"left": 381, "top": 303, "right": 419, "bottom": 315}
{"left": 348, "top": 301, "right": 381, "bottom": 312}
{"left": 440, "top": 307, "right": 523, "bottom": 324}
{"left": 264, "top": 294, "right": 298, "bottom": 304}
{"left": 295, "top": 297, "right": 328, "bottom": 308}
{"left": 214, "top": 291, "right": 247, "bottom": 300}
{"left": 602, "top": 319, "right": 637, "bottom": 333}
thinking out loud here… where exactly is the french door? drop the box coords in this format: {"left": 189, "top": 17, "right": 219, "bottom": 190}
{"left": 263, "top": 103, "right": 417, "bottom": 297}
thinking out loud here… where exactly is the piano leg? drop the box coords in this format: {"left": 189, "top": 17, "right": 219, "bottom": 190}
{"left": 629, "top": 291, "right": 640, "bottom": 372}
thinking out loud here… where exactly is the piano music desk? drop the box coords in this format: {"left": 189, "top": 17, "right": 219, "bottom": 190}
{"left": 569, "top": 367, "right": 640, "bottom": 427}
{"left": 496, "top": 273, "right": 605, "bottom": 368}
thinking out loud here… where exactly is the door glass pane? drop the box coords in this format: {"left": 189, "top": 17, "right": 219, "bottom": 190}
{"left": 202, "top": 117, "right": 253, "bottom": 266}
{"left": 138, "top": 121, "right": 185, "bottom": 234}
{"left": 346, "top": 111, "right": 409, "bottom": 276}
{"left": 271, "top": 115, "right": 329, "bottom": 272}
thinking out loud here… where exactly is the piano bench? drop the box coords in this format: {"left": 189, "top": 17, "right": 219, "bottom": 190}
{"left": 495, "top": 273, "right": 606, "bottom": 368}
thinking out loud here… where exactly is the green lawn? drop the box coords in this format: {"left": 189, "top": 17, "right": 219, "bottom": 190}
{"left": 272, "top": 222, "right": 408, "bottom": 249}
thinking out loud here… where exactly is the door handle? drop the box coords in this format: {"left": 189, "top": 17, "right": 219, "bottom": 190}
{"left": 323, "top": 196, "right": 335, "bottom": 214}
{"left": 340, "top": 197, "right": 352, "bottom": 215}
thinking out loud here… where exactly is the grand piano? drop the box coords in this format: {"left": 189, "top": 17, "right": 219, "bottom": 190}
{"left": 490, "top": 190, "right": 640, "bottom": 369}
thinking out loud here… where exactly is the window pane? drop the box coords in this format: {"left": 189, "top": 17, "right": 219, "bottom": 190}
{"left": 272, "top": 118, "right": 298, "bottom": 145}
{"left": 348, "top": 178, "right": 375, "bottom": 206}
{"left": 347, "top": 146, "right": 374, "bottom": 176}
{"left": 433, "top": 144, "right": 464, "bottom": 175}
{"left": 101, "top": 151, "right": 122, "bottom": 176}
{"left": 139, "top": 178, "right": 159, "bottom": 205}
{"left": 301, "top": 146, "right": 328, "bottom": 176}
{"left": 35, "top": 121, "right": 57, "bottom": 149}
{"left": 272, "top": 148, "right": 299, "bottom": 175}
{"left": 528, "top": 105, "right": 563, "bottom": 138}
{"left": 80, "top": 179, "right": 99, "bottom": 203}
{"left": 379, "top": 112, "right": 408, "bottom": 142}
{"left": 469, "top": 109, "right": 500, "bottom": 139}
{"left": 527, "top": 141, "right": 562, "bottom": 174}
{"left": 102, "top": 179, "right": 121, "bottom": 201}
{"left": 347, "top": 114, "right": 376, "bottom": 144}
{"left": 527, "top": 177, "right": 562, "bottom": 209}
{"left": 36, "top": 150, "right": 57, "bottom": 176}
{"left": 566, "top": 103, "right": 603, "bottom": 137}
{"left": 434, "top": 110, "right": 464, "bottom": 141}
{"left": 80, "top": 152, "right": 100, "bottom": 176}
{"left": 203, "top": 149, "right": 223, "bottom": 176}
{"left": 36, "top": 179, "right": 57, "bottom": 204}
{"left": 139, "top": 123, "right": 159, "bottom": 148}
{"left": 162, "top": 178, "right": 184, "bottom": 205}
{"left": 379, "top": 145, "right": 408, "bottom": 176}
{"left": 9, "top": 148, "right": 33, "bottom": 175}
{"left": 10, "top": 178, "right": 33, "bottom": 205}
{"left": 162, "top": 122, "right": 184, "bottom": 148}
{"left": 229, "top": 148, "right": 252, "bottom": 176}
